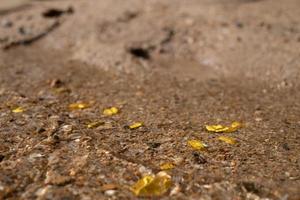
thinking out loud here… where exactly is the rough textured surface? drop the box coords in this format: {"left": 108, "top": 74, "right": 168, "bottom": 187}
{"left": 0, "top": 0, "right": 299, "bottom": 199}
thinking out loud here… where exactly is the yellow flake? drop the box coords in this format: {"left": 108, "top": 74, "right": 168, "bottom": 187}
{"left": 131, "top": 171, "right": 172, "bottom": 197}
{"left": 12, "top": 107, "right": 25, "bottom": 113}
{"left": 131, "top": 175, "right": 154, "bottom": 195}
{"left": 205, "top": 124, "right": 229, "bottom": 133}
{"left": 230, "top": 121, "right": 242, "bottom": 130}
{"left": 87, "top": 121, "right": 104, "bottom": 129}
{"left": 103, "top": 107, "right": 119, "bottom": 116}
{"left": 205, "top": 121, "right": 242, "bottom": 133}
{"left": 69, "top": 103, "right": 89, "bottom": 110}
{"left": 129, "top": 122, "right": 143, "bottom": 129}
{"left": 218, "top": 136, "right": 237, "bottom": 144}
{"left": 187, "top": 140, "right": 207, "bottom": 151}
{"left": 160, "top": 163, "right": 175, "bottom": 170}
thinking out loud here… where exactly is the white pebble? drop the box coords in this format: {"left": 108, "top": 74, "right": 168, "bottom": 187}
{"left": 105, "top": 190, "right": 117, "bottom": 196}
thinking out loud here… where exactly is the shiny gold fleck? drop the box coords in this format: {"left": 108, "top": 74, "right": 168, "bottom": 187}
{"left": 87, "top": 121, "right": 105, "bottom": 129}
{"left": 103, "top": 107, "right": 119, "bottom": 116}
{"left": 69, "top": 103, "right": 89, "bottom": 110}
{"left": 230, "top": 121, "right": 242, "bottom": 130}
{"left": 205, "top": 121, "right": 242, "bottom": 133}
{"left": 131, "top": 175, "right": 154, "bottom": 196}
{"left": 12, "top": 107, "right": 25, "bottom": 113}
{"left": 218, "top": 136, "right": 237, "bottom": 144}
{"left": 129, "top": 122, "right": 143, "bottom": 129}
{"left": 131, "top": 171, "right": 172, "bottom": 197}
{"left": 187, "top": 140, "right": 207, "bottom": 151}
{"left": 160, "top": 163, "right": 175, "bottom": 170}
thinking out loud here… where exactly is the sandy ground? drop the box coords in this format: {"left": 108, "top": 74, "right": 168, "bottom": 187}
{"left": 0, "top": 0, "right": 300, "bottom": 199}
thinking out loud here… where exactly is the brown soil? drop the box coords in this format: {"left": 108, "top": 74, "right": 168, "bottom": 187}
{"left": 0, "top": 0, "right": 299, "bottom": 199}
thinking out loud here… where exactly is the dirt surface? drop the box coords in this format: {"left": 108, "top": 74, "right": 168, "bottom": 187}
{"left": 0, "top": 0, "right": 300, "bottom": 199}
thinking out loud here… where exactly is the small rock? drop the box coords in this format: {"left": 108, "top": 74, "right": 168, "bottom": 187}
{"left": 1, "top": 19, "right": 13, "bottom": 28}
{"left": 61, "top": 125, "right": 73, "bottom": 133}
{"left": 104, "top": 190, "right": 117, "bottom": 196}
{"left": 147, "top": 142, "right": 161, "bottom": 149}
{"left": 193, "top": 152, "right": 207, "bottom": 164}
{"left": 246, "top": 192, "right": 261, "bottom": 200}
{"left": 50, "top": 79, "right": 64, "bottom": 88}
{"left": 173, "top": 156, "right": 184, "bottom": 165}
{"left": 170, "top": 184, "right": 181, "bottom": 196}
{"left": 0, "top": 155, "right": 4, "bottom": 162}
{"left": 255, "top": 117, "right": 263, "bottom": 122}
{"left": 18, "top": 26, "right": 31, "bottom": 35}
{"left": 37, "top": 127, "right": 46, "bottom": 133}
{"left": 43, "top": 7, "right": 74, "bottom": 18}
{"left": 28, "top": 153, "right": 44, "bottom": 162}
{"left": 138, "top": 166, "right": 152, "bottom": 175}
{"left": 101, "top": 184, "right": 118, "bottom": 191}
{"left": 45, "top": 171, "right": 73, "bottom": 185}
{"left": 35, "top": 186, "right": 52, "bottom": 197}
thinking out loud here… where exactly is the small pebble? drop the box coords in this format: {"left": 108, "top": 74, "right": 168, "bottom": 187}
{"left": 193, "top": 152, "right": 207, "bottom": 164}
{"left": 173, "top": 156, "right": 184, "bottom": 165}
{"left": 1, "top": 19, "right": 13, "bottom": 28}
{"left": 50, "top": 79, "right": 63, "bottom": 88}
{"left": 147, "top": 142, "right": 161, "bottom": 149}
{"left": 138, "top": 166, "right": 152, "bottom": 175}
{"left": 19, "top": 26, "right": 28, "bottom": 35}
{"left": 104, "top": 190, "right": 117, "bottom": 196}
{"left": 255, "top": 117, "right": 263, "bottom": 122}
{"left": 62, "top": 125, "right": 73, "bottom": 133}
{"left": 170, "top": 184, "right": 181, "bottom": 196}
